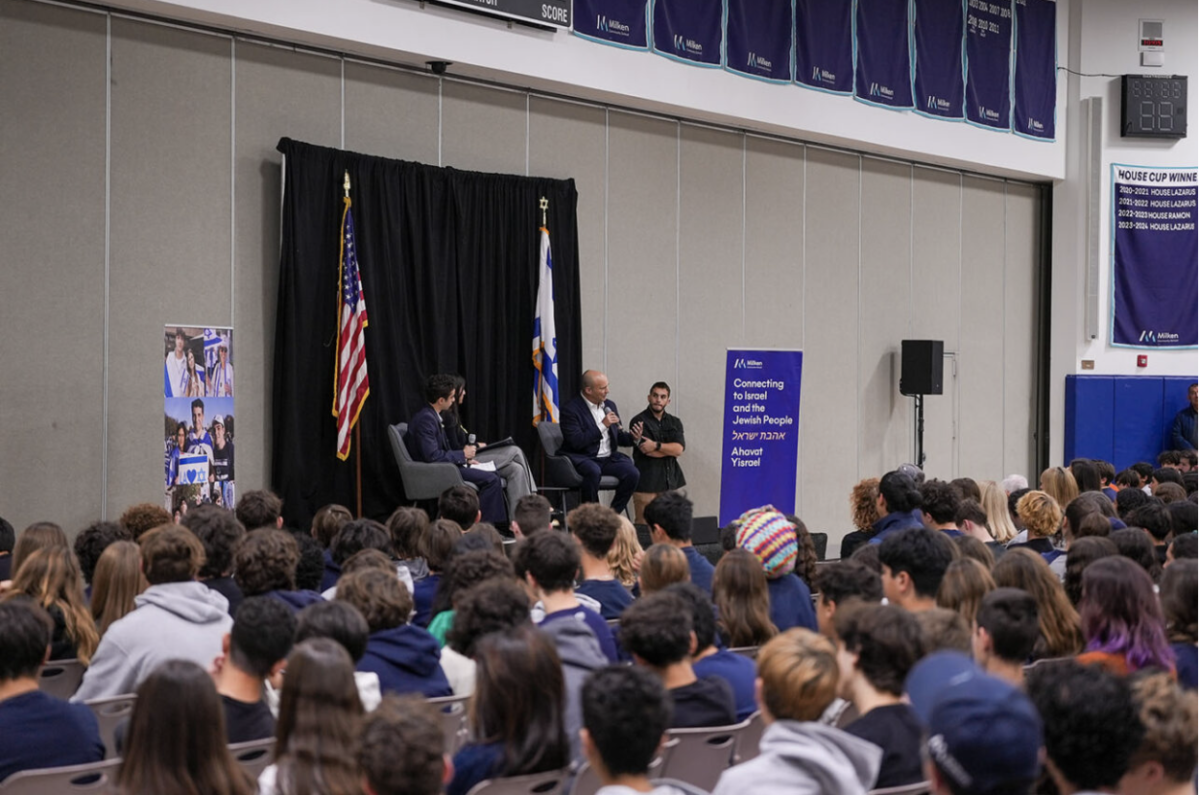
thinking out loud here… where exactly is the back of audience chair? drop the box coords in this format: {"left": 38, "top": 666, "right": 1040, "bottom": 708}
{"left": 229, "top": 738, "right": 275, "bottom": 781}
{"left": 657, "top": 718, "right": 751, "bottom": 791}
{"left": 729, "top": 646, "right": 759, "bottom": 660}
{"left": 84, "top": 695, "right": 136, "bottom": 760}
{"left": 37, "top": 660, "right": 85, "bottom": 701}
{"left": 569, "top": 755, "right": 666, "bottom": 795}
{"left": 427, "top": 693, "right": 471, "bottom": 756}
{"left": 0, "top": 758, "right": 121, "bottom": 794}
{"left": 733, "top": 711, "right": 764, "bottom": 763}
{"left": 465, "top": 768, "right": 570, "bottom": 795}
{"left": 868, "top": 781, "right": 933, "bottom": 795}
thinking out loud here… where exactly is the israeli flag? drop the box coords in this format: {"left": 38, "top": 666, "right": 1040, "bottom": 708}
{"left": 532, "top": 227, "right": 560, "bottom": 425}
{"left": 177, "top": 454, "right": 209, "bottom": 486}
{"left": 202, "top": 328, "right": 222, "bottom": 370}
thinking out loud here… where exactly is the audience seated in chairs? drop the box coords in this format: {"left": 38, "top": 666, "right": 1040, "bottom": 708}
{"left": 0, "top": 599, "right": 104, "bottom": 783}
{"left": 734, "top": 507, "right": 818, "bottom": 632}
{"left": 117, "top": 659, "right": 255, "bottom": 795}
{"left": 1160, "top": 559, "right": 1198, "bottom": 690}
{"left": 412, "top": 519, "right": 460, "bottom": 628}
{"left": 89, "top": 540, "right": 147, "bottom": 637}
{"left": 322, "top": 518, "right": 404, "bottom": 596}
{"left": 72, "top": 520, "right": 131, "bottom": 596}
{"left": 571, "top": 503, "right": 635, "bottom": 619}
{"left": 73, "top": 524, "right": 232, "bottom": 702}
{"left": 1076, "top": 556, "right": 1175, "bottom": 678}
{"left": 991, "top": 547, "right": 1084, "bottom": 661}
{"left": 447, "top": 624, "right": 569, "bottom": 795}
{"left": 812, "top": 561, "right": 883, "bottom": 639}
{"left": 639, "top": 543, "right": 690, "bottom": 596}
{"left": 1121, "top": 673, "right": 1198, "bottom": 795}
{"left": 182, "top": 503, "right": 246, "bottom": 617}
{"left": 259, "top": 638, "right": 364, "bottom": 795}
{"left": 335, "top": 568, "right": 452, "bottom": 698}
{"left": 3, "top": 546, "right": 98, "bottom": 664}
{"left": 427, "top": 548, "right": 515, "bottom": 647}
{"left": 645, "top": 492, "right": 712, "bottom": 595}
{"left": 878, "top": 528, "right": 954, "bottom": 613}
{"left": 620, "top": 591, "right": 737, "bottom": 729}
{"left": 712, "top": 549, "right": 778, "bottom": 649}
{"left": 511, "top": 493, "right": 554, "bottom": 539}
{"left": 971, "top": 587, "right": 1039, "bottom": 688}
{"left": 311, "top": 503, "right": 353, "bottom": 590}
{"left": 713, "top": 627, "right": 881, "bottom": 795}
{"left": 443, "top": 578, "right": 533, "bottom": 696}
{"left": 359, "top": 694, "right": 450, "bottom": 795}
{"left": 670, "top": 582, "right": 757, "bottom": 722}
{"left": 387, "top": 505, "right": 431, "bottom": 582}
{"left": 234, "top": 528, "right": 324, "bottom": 614}
{"left": 214, "top": 595, "right": 296, "bottom": 744}
{"left": 294, "top": 600, "right": 381, "bottom": 712}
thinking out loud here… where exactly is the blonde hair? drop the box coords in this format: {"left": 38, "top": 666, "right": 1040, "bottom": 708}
{"left": 980, "top": 481, "right": 1018, "bottom": 544}
{"left": 850, "top": 478, "right": 882, "bottom": 532}
{"left": 936, "top": 558, "right": 996, "bottom": 626}
{"left": 91, "top": 541, "right": 148, "bottom": 636}
{"left": 1017, "top": 490, "right": 1063, "bottom": 539}
{"left": 607, "top": 516, "right": 641, "bottom": 588}
{"left": 1039, "top": 467, "right": 1080, "bottom": 512}
{"left": 756, "top": 628, "right": 838, "bottom": 722}
{"left": 638, "top": 544, "right": 689, "bottom": 594}
{"left": 4, "top": 547, "right": 99, "bottom": 665}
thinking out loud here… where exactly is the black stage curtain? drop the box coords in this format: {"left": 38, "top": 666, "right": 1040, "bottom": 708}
{"left": 272, "top": 138, "right": 582, "bottom": 529}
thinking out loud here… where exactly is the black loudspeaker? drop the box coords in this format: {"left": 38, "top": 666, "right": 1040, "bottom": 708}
{"left": 900, "top": 340, "right": 944, "bottom": 395}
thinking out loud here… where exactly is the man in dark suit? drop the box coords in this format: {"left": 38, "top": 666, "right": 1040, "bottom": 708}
{"left": 405, "top": 374, "right": 507, "bottom": 524}
{"left": 559, "top": 370, "right": 641, "bottom": 515}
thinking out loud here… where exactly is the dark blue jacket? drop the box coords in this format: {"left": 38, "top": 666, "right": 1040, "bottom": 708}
{"left": 412, "top": 574, "right": 440, "bottom": 627}
{"left": 694, "top": 649, "right": 758, "bottom": 721}
{"left": 1171, "top": 406, "right": 1197, "bottom": 451}
{"left": 359, "top": 625, "right": 452, "bottom": 698}
{"left": 405, "top": 405, "right": 468, "bottom": 465}
{"left": 319, "top": 549, "right": 341, "bottom": 593}
{"left": 559, "top": 394, "right": 634, "bottom": 461}
{"left": 265, "top": 589, "right": 325, "bottom": 613}
{"left": 767, "top": 572, "right": 818, "bottom": 633}
{"left": 868, "top": 509, "right": 925, "bottom": 545}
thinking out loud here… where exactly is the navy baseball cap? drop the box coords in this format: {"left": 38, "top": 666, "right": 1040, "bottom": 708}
{"left": 906, "top": 652, "right": 1042, "bottom": 795}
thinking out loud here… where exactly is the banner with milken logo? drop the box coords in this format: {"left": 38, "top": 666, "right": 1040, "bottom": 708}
{"left": 912, "top": 0, "right": 965, "bottom": 120}
{"left": 794, "top": 0, "right": 853, "bottom": 94}
{"left": 725, "top": 0, "right": 793, "bottom": 83}
{"left": 573, "top": 0, "right": 649, "bottom": 49}
{"left": 651, "top": 0, "right": 723, "bottom": 67}
{"left": 854, "top": 0, "right": 915, "bottom": 109}
{"left": 1012, "top": 0, "right": 1056, "bottom": 141}
{"left": 1111, "top": 165, "right": 1199, "bottom": 350}
{"left": 719, "top": 349, "right": 804, "bottom": 526}
{"left": 965, "top": 0, "right": 1013, "bottom": 130}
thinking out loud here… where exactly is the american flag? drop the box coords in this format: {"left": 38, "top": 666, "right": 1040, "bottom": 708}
{"left": 333, "top": 196, "right": 370, "bottom": 460}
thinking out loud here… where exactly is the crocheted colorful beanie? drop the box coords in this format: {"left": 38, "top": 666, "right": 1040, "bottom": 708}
{"left": 734, "top": 505, "right": 798, "bottom": 579}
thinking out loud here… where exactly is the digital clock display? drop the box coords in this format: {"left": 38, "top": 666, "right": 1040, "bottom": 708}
{"left": 1121, "top": 75, "right": 1188, "bottom": 139}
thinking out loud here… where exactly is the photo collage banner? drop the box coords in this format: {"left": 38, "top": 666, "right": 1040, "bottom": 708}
{"left": 572, "top": 0, "right": 1058, "bottom": 141}
{"left": 164, "top": 325, "right": 235, "bottom": 518}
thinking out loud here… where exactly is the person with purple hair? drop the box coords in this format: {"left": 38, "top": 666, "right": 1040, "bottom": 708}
{"left": 1076, "top": 557, "right": 1175, "bottom": 677}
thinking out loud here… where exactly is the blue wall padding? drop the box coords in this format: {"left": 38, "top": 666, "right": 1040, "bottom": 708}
{"left": 1065, "top": 375, "right": 1198, "bottom": 471}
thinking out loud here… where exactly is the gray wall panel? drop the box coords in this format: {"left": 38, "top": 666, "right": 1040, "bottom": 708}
{"left": 912, "top": 167, "right": 962, "bottom": 479}
{"left": 440, "top": 81, "right": 525, "bottom": 174}
{"left": 107, "top": 19, "right": 231, "bottom": 517}
{"left": 958, "top": 177, "right": 1007, "bottom": 481}
{"left": 1004, "top": 184, "right": 1039, "bottom": 480}
{"left": 801, "top": 149, "right": 860, "bottom": 544}
{"left": 678, "top": 125, "right": 744, "bottom": 518}
{"left": 528, "top": 98, "right": 608, "bottom": 374}
{"left": 744, "top": 137, "right": 806, "bottom": 507}
{"left": 604, "top": 112, "right": 678, "bottom": 418}
{"left": 0, "top": 0, "right": 106, "bottom": 531}
{"left": 345, "top": 62, "right": 440, "bottom": 165}
{"left": 859, "top": 159, "right": 913, "bottom": 479}
{"left": 234, "top": 43, "right": 342, "bottom": 498}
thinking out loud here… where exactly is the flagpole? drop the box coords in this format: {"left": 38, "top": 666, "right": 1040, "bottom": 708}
{"left": 344, "top": 170, "right": 364, "bottom": 519}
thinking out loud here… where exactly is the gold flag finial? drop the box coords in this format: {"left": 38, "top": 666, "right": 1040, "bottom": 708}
{"left": 343, "top": 171, "right": 351, "bottom": 199}
{"left": 539, "top": 196, "right": 549, "bottom": 226}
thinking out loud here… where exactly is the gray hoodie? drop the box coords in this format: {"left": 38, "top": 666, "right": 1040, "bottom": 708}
{"left": 711, "top": 720, "right": 882, "bottom": 795}
{"left": 539, "top": 614, "right": 608, "bottom": 763}
{"left": 72, "top": 581, "right": 233, "bottom": 702}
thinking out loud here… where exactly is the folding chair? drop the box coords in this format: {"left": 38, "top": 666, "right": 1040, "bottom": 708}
{"left": 85, "top": 694, "right": 136, "bottom": 759}
{"left": 229, "top": 737, "right": 276, "bottom": 781}
{"left": 568, "top": 755, "right": 666, "bottom": 795}
{"left": 38, "top": 659, "right": 85, "bottom": 701}
{"left": 869, "top": 781, "right": 933, "bottom": 795}
{"left": 465, "top": 768, "right": 570, "bottom": 795}
{"left": 0, "top": 758, "right": 121, "bottom": 794}
{"left": 536, "top": 423, "right": 629, "bottom": 523}
{"left": 728, "top": 646, "right": 759, "bottom": 660}
{"left": 427, "top": 693, "right": 471, "bottom": 755}
{"left": 656, "top": 718, "right": 751, "bottom": 791}
{"left": 733, "top": 710, "right": 764, "bottom": 763}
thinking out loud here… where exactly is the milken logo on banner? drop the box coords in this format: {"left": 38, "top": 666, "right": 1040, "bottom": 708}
{"left": 926, "top": 95, "right": 951, "bottom": 112}
{"left": 978, "top": 105, "right": 1001, "bottom": 122}
{"left": 812, "top": 66, "right": 837, "bottom": 83}
{"left": 674, "top": 34, "right": 703, "bottom": 55}
{"left": 746, "top": 51, "right": 772, "bottom": 70}
{"left": 596, "top": 15, "right": 629, "bottom": 34}
{"left": 869, "top": 82, "right": 895, "bottom": 99}
{"left": 1140, "top": 330, "right": 1181, "bottom": 343}
{"left": 734, "top": 358, "right": 764, "bottom": 370}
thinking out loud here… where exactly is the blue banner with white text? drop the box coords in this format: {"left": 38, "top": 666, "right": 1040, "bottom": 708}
{"left": 1013, "top": 0, "right": 1056, "bottom": 140}
{"left": 855, "top": 0, "right": 915, "bottom": 109}
{"left": 573, "top": 0, "right": 649, "bottom": 49}
{"left": 965, "top": 0, "right": 1013, "bottom": 129}
{"left": 719, "top": 349, "right": 804, "bottom": 525}
{"left": 795, "top": 0, "right": 853, "bottom": 94}
{"left": 651, "top": 0, "right": 723, "bottom": 67}
{"left": 726, "top": 0, "right": 793, "bottom": 83}
{"left": 1111, "top": 165, "right": 1199, "bottom": 349}
{"left": 912, "top": 0, "right": 965, "bottom": 119}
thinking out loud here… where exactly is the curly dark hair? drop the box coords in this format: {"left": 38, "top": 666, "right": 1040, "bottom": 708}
{"left": 433, "top": 550, "right": 515, "bottom": 619}
{"left": 812, "top": 561, "right": 883, "bottom": 607}
{"left": 336, "top": 568, "right": 413, "bottom": 633}
{"left": 582, "top": 665, "right": 673, "bottom": 778}
{"left": 512, "top": 531, "right": 578, "bottom": 593}
{"left": 330, "top": 519, "right": 391, "bottom": 567}
{"left": 73, "top": 521, "right": 132, "bottom": 585}
{"left": 360, "top": 696, "right": 445, "bottom": 795}
{"left": 291, "top": 531, "right": 326, "bottom": 592}
{"left": 618, "top": 591, "right": 692, "bottom": 667}
{"left": 234, "top": 529, "right": 298, "bottom": 596}
{"left": 446, "top": 579, "right": 532, "bottom": 658}
{"left": 878, "top": 528, "right": 953, "bottom": 598}
{"left": 568, "top": 503, "right": 621, "bottom": 559}
{"left": 1028, "top": 662, "right": 1145, "bottom": 791}
{"left": 234, "top": 490, "right": 283, "bottom": 531}
{"left": 182, "top": 504, "right": 245, "bottom": 579}
{"left": 834, "top": 602, "right": 925, "bottom": 696}
{"left": 785, "top": 515, "right": 818, "bottom": 588}
{"left": 119, "top": 503, "right": 172, "bottom": 540}
{"left": 920, "top": 480, "right": 961, "bottom": 525}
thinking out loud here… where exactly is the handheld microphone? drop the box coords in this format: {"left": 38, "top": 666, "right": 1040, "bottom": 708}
{"left": 467, "top": 433, "right": 476, "bottom": 445}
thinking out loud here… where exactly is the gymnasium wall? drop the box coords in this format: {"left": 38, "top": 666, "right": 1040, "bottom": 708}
{"left": 0, "top": 0, "right": 1044, "bottom": 551}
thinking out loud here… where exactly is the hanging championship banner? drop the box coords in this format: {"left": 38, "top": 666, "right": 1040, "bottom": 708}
{"left": 651, "top": 0, "right": 723, "bottom": 67}
{"left": 725, "top": 0, "right": 793, "bottom": 83}
{"left": 795, "top": 0, "right": 853, "bottom": 94}
{"left": 854, "top": 0, "right": 915, "bottom": 109}
{"left": 719, "top": 349, "right": 804, "bottom": 526}
{"left": 1111, "top": 166, "right": 1199, "bottom": 349}
{"left": 164, "top": 325, "right": 236, "bottom": 518}
{"left": 1013, "top": 0, "right": 1056, "bottom": 140}
{"left": 912, "top": 0, "right": 966, "bottom": 120}
{"left": 573, "top": 0, "right": 649, "bottom": 49}
{"left": 965, "top": 0, "right": 1013, "bottom": 129}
